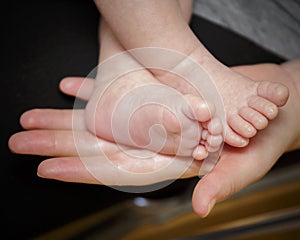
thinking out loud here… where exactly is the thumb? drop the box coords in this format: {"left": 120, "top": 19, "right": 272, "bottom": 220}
{"left": 191, "top": 168, "right": 236, "bottom": 218}
{"left": 191, "top": 148, "right": 271, "bottom": 217}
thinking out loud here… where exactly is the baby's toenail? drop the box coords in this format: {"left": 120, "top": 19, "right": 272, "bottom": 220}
{"left": 246, "top": 125, "right": 253, "bottom": 133}
{"left": 240, "top": 138, "right": 248, "bottom": 147}
{"left": 268, "top": 106, "right": 275, "bottom": 113}
{"left": 267, "top": 106, "right": 278, "bottom": 118}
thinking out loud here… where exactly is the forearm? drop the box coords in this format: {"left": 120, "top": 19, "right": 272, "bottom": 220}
{"left": 98, "top": 19, "right": 125, "bottom": 63}
{"left": 98, "top": 0, "right": 195, "bottom": 62}
{"left": 179, "top": 0, "right": 194, "bottom": 23}
{"left": 94, "top": 0, "right": 200, "bottom": 56}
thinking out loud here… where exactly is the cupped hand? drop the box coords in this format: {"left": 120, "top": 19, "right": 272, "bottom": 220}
{"left": 9, "top": 61, "right": 300, "bottom": 217}
{"left": 9, "top": 77, "right": 203, "bottom": 186}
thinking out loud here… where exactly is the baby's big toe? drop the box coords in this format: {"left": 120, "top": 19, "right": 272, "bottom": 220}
{"left": 257, "top": 81, "right": 289, "bottom": 107}
{"left": 183, "top": 94, "right": 214, "bottom": 122}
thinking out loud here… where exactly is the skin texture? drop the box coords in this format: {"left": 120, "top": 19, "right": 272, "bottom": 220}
{"left": 85, "top": 63, "right": 223, "bottom": 160}
{"left": 88, "top": 6, "right": 222, "bottom": 159}
{"left": 193, "top": 59, "right": 300, "bottom": 216}
{"left": 93, "top": 0, "right": 289, "bottom": 148}
{"left": 85, "top": 1, "right": 223, "bottom": 159}
{"left": 6, "top": 0, "right": 297, "bottom": 218}
{"left": 9, "top": 59, "right": 300, "bottom": 217}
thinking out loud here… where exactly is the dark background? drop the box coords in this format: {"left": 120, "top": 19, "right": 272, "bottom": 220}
{"left": 3, "top": 0, "right": 298, "bottom": 239}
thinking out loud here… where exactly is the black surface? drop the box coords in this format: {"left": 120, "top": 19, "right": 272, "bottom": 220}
{"left": 3, "top": 0, "right": 299, "bottom": 239}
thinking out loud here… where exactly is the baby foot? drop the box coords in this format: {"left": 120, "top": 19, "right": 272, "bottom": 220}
{"left": 85, "top": 69, "right": 223, "bottom": 160}
{"left": 213, "top": 64, "right": 289, "bottom": 147}
{"left": 155, "top": 52, "right": 289, "bottom": 147}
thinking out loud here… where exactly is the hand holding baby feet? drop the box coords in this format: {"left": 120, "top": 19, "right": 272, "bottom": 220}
{"left": 85, "top": 68, "right": 223, "bottom": 160}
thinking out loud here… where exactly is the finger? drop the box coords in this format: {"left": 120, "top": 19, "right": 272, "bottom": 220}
{"left": 20, "top": 109, "right": 86, "bottom": 130}
{"left": 100, "top": 151, "right": 202, "bottom": 185}
{"left": 59, "top": 77, "right": 95, "bottom": 101}
{"left": 37, "top": 154, "right": 202, "bottom": 186}
{"left": 10, "top": 129, "right": 203, "bottom": 185}
{"left": 8, "top": 130, "right": 119, "bottom": 157}
{"left": 38, "top": 157, "right": 100, "bottom": 184}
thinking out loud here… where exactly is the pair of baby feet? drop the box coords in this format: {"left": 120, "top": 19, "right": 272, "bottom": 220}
{"left": 84, "top": 52, "right": 289, "bottom": 161}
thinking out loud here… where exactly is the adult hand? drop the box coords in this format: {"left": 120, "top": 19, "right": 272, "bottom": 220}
{"left": 9, "top": 77, "right": 203, "bottom": 186}
{"left": 9, "top": 61, "right": 300, "bottom": 217}
{"left": 192, "top": 61, "right": 300, "bottom": 217}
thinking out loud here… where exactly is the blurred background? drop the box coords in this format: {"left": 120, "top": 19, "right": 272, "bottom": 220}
{"left": 3, "top": 0, "right": 300, "bottom": 239}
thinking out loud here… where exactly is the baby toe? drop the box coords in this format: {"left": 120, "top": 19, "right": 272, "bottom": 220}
{"left": 192, "top": 145, "right": 208, "bottom": 160}
{"left": 207, "top": 117, "right": 223, "bottom": 135}
{"left": 201, "top": 130, "right": 208, "bottom": 140}
{"left": 205, "top": 143, "right": 221, "bottom": 153}
{"left": 183, "top": 95, "right": 214, "bottom": 122}
{"left": 257, "top": 81, "right": 289, "bottom": 107}
{"left": 248, "top": 96, "right": 278, "bottom": 120}
{"left": 224, "top": 125, "right": 249, "bottom": 147}
{"left": 228, "top": 114, "right": 257, "bottom": 138}
{"left": 207, "top": 134, "right": 223, "bottom": 148}
{"left": 239, "top": 107, "right": 268, "bottom": 130}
